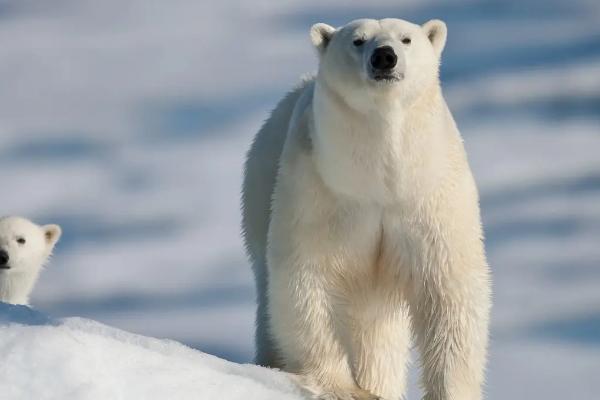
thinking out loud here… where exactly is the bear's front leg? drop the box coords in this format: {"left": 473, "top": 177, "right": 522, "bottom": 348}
{"left": 266, "top": 164, "right": 383, "bottom": 399}
{"left": 267, "top": 238, "right": 382, "bottom": 400}
{"left": 408, "top": 227, "right": 491, "bottom": 400}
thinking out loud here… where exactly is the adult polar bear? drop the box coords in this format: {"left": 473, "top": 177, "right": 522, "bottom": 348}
{"left": 243, "top": 18, "right": 490, "bottom": 400}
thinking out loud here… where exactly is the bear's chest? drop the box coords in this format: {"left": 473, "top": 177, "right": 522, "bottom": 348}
{"left": 313, "top": 122, "right": 434, "bottom": 206}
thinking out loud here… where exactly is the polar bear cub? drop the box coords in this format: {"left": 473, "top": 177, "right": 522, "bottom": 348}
{"left": 243, "top": 18, "right": 491, "bottom": 400}
{"left": 0, "top": 216, "right": 61, "bottom": 305}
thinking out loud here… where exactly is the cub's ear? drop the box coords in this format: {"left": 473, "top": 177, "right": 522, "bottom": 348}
{"left": 422, "top": 19, "right": 447, "bottom": 57}
{"left": 310, "top": 23, "right": 336, "bottom": 54}
{"left": 43, "top": 224, "right": 62, "bottom": 248}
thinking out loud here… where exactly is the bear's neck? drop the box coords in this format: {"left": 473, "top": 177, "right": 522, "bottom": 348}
{"left": 310, "top": 78, "right": 448, "bottom": 205}
{"left": 0, "top": 270, "right": 40, "bottom": 305}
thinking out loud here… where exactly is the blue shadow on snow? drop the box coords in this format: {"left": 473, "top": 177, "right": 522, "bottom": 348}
{"left": 0, "top": 302, "right": 54, "bottom": 326}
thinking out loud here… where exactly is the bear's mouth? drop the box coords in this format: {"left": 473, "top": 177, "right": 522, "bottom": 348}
{"left": 0, "top": 265, "right": 10, "bottom": 270}
{"left": 371, "top": 72, "right": 404, "bottom": 83}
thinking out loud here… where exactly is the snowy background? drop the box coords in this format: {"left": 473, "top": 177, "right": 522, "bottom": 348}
{"left": 0, "top": 0, "right": 598, "bottom": 398}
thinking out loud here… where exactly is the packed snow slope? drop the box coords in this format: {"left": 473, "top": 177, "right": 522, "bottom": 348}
{"left": 0, "top": 0, "right": 598, "bottom": 399}
{"left": 0, "top": 303, "right": 305, "bottom": 400}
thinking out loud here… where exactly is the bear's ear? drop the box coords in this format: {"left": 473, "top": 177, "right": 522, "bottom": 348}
{"left": 43, "top": 224, "right": 62, "bottom": 248}
{"left": 422, "top": 19, "right": 447, "bottom": 58}
{"left": 310, "top": 23, "right": 336, "bottom": 54}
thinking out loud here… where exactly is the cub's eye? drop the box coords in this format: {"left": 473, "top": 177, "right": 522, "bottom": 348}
{"left": 353, "top": 38, "right": 366, "bottom": 47}
{"left": 16, "top": 237, "right": 26, "bottom": 245}
{"left": 402, "top": 37, "right": 411, "bottom": 45}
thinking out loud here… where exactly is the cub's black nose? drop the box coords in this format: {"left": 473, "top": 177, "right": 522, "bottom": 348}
{"left": 0, "top": 249, "right": 8, "bottom": 266}
{"left": 370, "top": 46, "right": 397, "bottom": 71}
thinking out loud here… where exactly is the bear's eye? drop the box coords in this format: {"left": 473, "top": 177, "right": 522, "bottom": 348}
{"left": 353, "top": 38, "right": 366, "bottom": 47}
{"left": 402, "top": 37, "right": 411, "bottom": 45}
{"left": 16, "top": 237, "right": 26, "bottom": 245}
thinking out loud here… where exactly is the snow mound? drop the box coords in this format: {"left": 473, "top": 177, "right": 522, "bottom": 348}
{"left": 0, "top": 302, "right": 305, "bottom": 400}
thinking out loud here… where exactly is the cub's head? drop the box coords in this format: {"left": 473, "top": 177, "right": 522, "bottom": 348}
{"left": 0, "top": 216, "right": 61, "bottom": 274}
{"left": 311, "top": 18, "right": 447, "bottom": 106}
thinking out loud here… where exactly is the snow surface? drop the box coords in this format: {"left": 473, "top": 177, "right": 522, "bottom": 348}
{"left": 0, "top": 303, "right": 305, "bottom": 400}
{"left": 0, "top": 0, "right": 598, "bottom": 399}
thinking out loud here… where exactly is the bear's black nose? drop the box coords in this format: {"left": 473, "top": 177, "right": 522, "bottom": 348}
{"left": 370, "top": 46, "right": 397, "bottom": 71}
{"left": 0, "top": 249, "right": 8, "bottom": 266}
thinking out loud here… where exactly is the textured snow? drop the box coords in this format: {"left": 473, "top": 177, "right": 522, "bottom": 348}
{"left": 0, "top": 0, "right": 598, "bottom": 398}
{"left": 0, "top": 303, "right": 304, "bottom": 400}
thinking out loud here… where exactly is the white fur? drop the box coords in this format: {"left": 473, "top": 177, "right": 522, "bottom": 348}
{"left": 243, "top": 18, "right": 490, "bottom": 400}
{"left": 0, "top": 216, "right": 61, "bottom": 305}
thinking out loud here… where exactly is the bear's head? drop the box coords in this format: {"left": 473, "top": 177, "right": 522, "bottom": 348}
{"left": 310, "top": 18, "right": 447, "bottom": 108}
{"left": 0, "top": 216, "right": 61, "bottom": 275}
